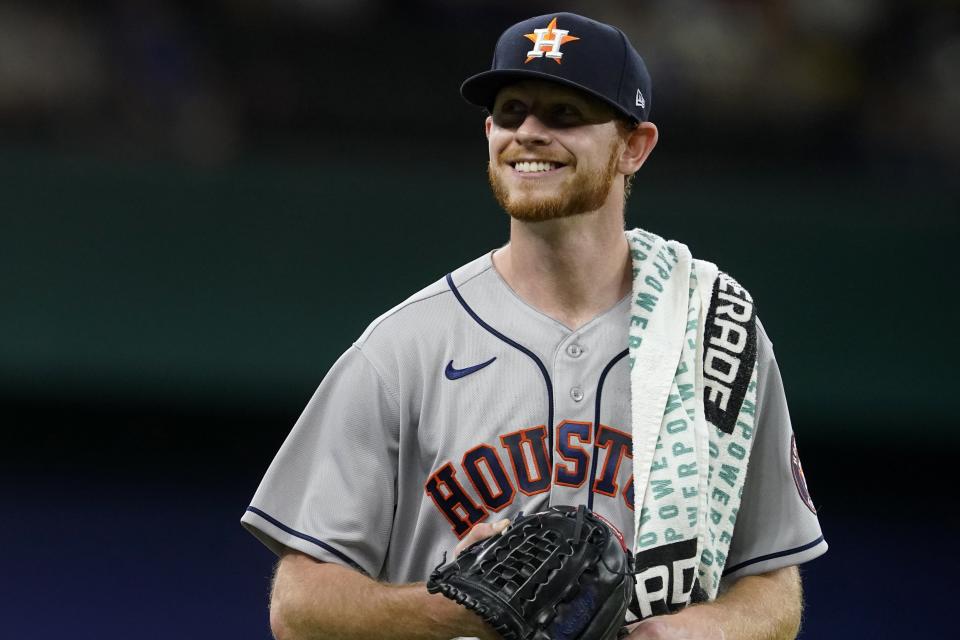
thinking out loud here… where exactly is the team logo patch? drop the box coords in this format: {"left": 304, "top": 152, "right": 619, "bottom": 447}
{"left": 790, "top": 434, "right": 817, "bottom": 513}
{"left": 702, "top": 272, "right": 757, "bottom": 434}
{"left": 524, "top": 17, "right": 580, "bottom": 64}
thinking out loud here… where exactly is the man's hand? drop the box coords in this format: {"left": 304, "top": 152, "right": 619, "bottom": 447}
{"left": 626, "top": 566, "right": 801, "bottom": 640}
{"left": 270, "top": 550, "right": 502, "bottom": 640}
{"left": 436, "top": 508, "right": 636, "bottom": 640}
{"left": 453, "top": 518, "right": 511, "bottom": 556}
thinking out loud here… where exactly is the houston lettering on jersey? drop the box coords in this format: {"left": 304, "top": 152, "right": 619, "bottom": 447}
{"left": 424, "top": 422, "right": 634, "bottom": 537}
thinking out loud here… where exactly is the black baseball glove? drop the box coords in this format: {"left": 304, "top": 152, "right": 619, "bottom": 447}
{"left": 427, "top": 504, "right": 635, "bottom": 640}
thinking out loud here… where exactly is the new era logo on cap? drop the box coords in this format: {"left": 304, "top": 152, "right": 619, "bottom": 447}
{"left": 461, "top": 12, "right": 653, "bottom": 124}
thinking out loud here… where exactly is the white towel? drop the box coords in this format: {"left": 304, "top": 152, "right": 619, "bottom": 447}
{"left": 626, "top": 228, "right": 759, "bottom": 612}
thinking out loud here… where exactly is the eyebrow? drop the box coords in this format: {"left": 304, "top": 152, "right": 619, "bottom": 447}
{"left": 497, "top": 94, "right": 593, "bottom": 110}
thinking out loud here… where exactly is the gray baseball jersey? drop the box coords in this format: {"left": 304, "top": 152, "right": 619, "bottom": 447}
{"left": 242, "top": 250, "right": 826, "bottom": 593}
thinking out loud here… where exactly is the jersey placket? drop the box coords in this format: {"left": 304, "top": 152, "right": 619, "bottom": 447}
{"left": 548, "top": 304, "right": 634, "bottom": 526}
{"left": 550, "top": 330, "right": 597, "bottom": 508}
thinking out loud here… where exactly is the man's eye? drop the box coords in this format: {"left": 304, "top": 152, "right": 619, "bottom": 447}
{"left": 493, "top": 101, "right": 528, "bottom": 128}
{"left": 540, "top": 104, "right": 586, "bottom": 128}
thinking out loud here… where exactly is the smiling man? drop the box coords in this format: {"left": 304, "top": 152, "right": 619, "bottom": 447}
{"left": 486, "top": 81, "right": 634, "bottom": 222}
{"left": 243, "top": 12, "right": 826, "bottom": 640}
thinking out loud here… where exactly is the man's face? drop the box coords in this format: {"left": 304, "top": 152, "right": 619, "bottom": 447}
{"left": 485, "top": 80, "right": 626, "bottom": 222}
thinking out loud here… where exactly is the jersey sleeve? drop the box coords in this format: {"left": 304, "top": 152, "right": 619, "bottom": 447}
{"left": 241, "top": 344, "right": 401, "bottom": 577}
{"left": 720, "top": 320, "right": 827, "bottom": 583}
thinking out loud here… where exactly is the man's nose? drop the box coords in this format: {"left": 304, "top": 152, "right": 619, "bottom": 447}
{"left": 514, "top": 112, "right": 552, "bottom": 145}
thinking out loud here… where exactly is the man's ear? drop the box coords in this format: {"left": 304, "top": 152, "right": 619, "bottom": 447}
{"left": 618, "top": 122, "right": 658, "bottom": 175}
{"left": 485, "top": 115, "right": 493, "bottom": 139}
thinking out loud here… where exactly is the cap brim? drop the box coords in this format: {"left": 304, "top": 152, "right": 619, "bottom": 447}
{"left": 460, "top": 69, "right": 639, "bottom": 124}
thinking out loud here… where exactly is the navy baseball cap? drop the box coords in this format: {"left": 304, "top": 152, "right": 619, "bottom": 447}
{"left": 461, "top": 12, "right": 652, "bottom": 124}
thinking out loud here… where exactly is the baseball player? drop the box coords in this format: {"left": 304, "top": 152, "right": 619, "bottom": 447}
{"left": 242, "top": 12, "right": 826, "bottom": 640}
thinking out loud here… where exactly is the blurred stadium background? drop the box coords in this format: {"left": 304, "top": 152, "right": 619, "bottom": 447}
{"left": 1, "top": 1, "right": 957, "bottom": 638}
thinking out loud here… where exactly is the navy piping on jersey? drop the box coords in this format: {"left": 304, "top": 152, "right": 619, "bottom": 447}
{"left": 587, "top": 349, "right": 630, "bottom": 511}
{"left": 722, "top": 535, "right": 825, "bottom": 576}
{"left": 245, "top": 506, "right": 366, "bottom": 574}
{"left": 445, "top": 273, "right": 556, "bottom": 472}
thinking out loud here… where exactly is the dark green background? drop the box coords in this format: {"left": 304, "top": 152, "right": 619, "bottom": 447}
{"left": 3, "top": 149, "right": 955, "bottom": 436}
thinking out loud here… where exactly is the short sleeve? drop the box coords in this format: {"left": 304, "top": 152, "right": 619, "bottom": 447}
{"left": 241, "top": 345, "right": 401, "bottom": 577}
{"left": 720, "top": 320, "right": 827, "bottom": 583}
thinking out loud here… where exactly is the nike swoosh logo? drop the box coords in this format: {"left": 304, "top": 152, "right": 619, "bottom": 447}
{"left": 445, "top": 357, "right": 497, "bottom": 380}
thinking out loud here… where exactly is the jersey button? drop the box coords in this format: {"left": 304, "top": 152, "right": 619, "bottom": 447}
{"left": 566, "top": 343, "right": 583, "bottom": 358}
{"left": 570, "top": 387, "right": 584, "bottom": 402}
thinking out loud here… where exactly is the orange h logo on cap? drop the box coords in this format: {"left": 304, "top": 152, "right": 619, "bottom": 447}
{"left": 524, "top": 17, "right": 580, "bottom": 64}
